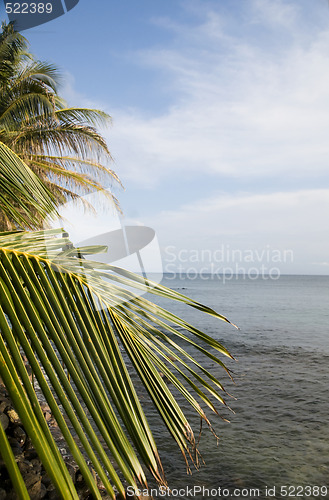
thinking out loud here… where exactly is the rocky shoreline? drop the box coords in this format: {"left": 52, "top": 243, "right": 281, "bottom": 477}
{"left": 0, "top": 384, "right": 112, "bottom": 500}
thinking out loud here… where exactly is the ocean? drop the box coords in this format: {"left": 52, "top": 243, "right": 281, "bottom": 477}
{"left": 139, "top": 274, "right": 329, "bottom": 500}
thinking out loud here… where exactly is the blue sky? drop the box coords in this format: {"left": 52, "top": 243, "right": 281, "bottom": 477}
{"left": 3, "top": 0, "right": 329, "bottom": 274}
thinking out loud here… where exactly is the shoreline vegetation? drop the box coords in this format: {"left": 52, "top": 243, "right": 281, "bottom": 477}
{"left": 0, "top": 23, "right": 235, "bottom": 499}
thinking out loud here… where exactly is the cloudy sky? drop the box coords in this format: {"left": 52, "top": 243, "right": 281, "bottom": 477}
{"left": 8, "top": 0, "right": 329, "bottom": 274}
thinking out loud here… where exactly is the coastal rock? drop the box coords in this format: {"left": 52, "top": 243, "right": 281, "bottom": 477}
{"left": 0, "top": 413, "right": 9, "bottom": 431}
{"left": 6, "top": 409, "right": 21, "bottom": 425}
{"left": 12, "top": 426, "right": 27, "bottom": 447}
{"left": 0, "top": 384, "right": 111, "bottom": 499}
{"left": 0, "top": 400, "right": 10, "bottom": 413}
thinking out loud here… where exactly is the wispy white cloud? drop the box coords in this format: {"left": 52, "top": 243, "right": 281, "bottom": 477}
{"left": 104, "top": 0, "right": 329, "bottom": 187}
{"left": 142, "top": 188, "right": 329, "bottom": 273}
{"left": 57, "top": 1, "right": 329, "bottom": 273}
{"left": 250, "top": 0, "right": 299, "bottom": 28}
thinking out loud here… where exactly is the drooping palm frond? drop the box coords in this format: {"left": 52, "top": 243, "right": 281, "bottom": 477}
{"left": 54, "top": 108, "right": 111, "bottom": 128}
{"left": 25, "top": 158, "right": 121, "bottom": 210}
{"left": 0, "top": 141, "right": 57, "bottom": 229}
{"left": 0, "top": 229, "right": 235, "bottom": 499}
{"left": 10, "top": 112, "right": 121, "bottom": 212}
{"left": 0, "top": 93, "right": 56, "bottom": 131}
{"left": 12, "top": 61, "right": 60, "bottom": 92}
{"left": 14, "top": 121, "right": 112, "bottom": 158}
{"left": 31, "top": 155, "right": 122, "bottom": 186}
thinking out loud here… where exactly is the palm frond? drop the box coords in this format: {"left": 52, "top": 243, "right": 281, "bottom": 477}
{"left": 0, "top": 92, "right": 56, "bottom": 131}
{"left": 13, "top": 60, "right": 60, "bottom": 92}
{"left": 55, "top": 108, "right": 111, "bottom": 128}
{"left": 0, "top": 141, "right": 58, "bottom": 228}
{"left": 13, "top": 124, "right": 111, "bottom": 158}
{"left": 0, "top": 418, "right": 30, "bottom": 499}
{"left": 0, "top": 229, "right": 235, "bottom": 498}
{"left": 30, "top": 155, "right": 122, "bottom": 186}
{"left": 0, "top": 22, "right": 29, "bottom": 83}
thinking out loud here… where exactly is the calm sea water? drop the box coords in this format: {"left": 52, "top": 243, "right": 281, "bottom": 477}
{"left": 140, "top": 274, "right": 329, "bottom": 500}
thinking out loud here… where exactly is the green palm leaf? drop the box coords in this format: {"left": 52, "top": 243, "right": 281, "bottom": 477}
{"left": 0, "top": 229, "right": 235, "bottom": 498}
{"left": 0, "top": 141, "right": 57, "bottom": 229}
{"left": 0, "top": 418, "right": 29, "bottom": 499}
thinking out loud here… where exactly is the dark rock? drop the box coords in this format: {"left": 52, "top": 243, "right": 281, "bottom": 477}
{"left": 23, "top": 435, "right": 32, "bottom": 451}
{"left": 39, "top": 483, "right": 47, "bottom": 499}
{"left": 41, "top": 473, "right": 53, "bottom": 488}
{"left": 24, "top": 472, "right": 41, "bottom": 489}
{"left": 17, "top": 458, "right": 33, "bottom": 475}
{"left": 7, "top": 437, "right": 23, "bottom": 456}
{"left": 12, "top": 426, "right": 27, "bottom": 446}
{"left": 0, "top": 387, "right": 9, "bottom": 398}
{"left": 76, "top": 484, "right": 92, "bottom": 500}
{"left": 66, "top": 462, "right": 76, "bottom": 483}
{"left": 24, "top": 449, "right": 38, "bottom": 461}
{"left": 46, "top": 485, "right": 58, "bottom": 500}
{"left": 0, "top": 413, "right": 9, "bottom": 431}
{"left": 30, "top": 459, "right": 42, "bottom": 474}
{"left": 0, "top": 466, "right": 9, "bottom": 480}
{"left": 75, "top": 471, "right": 92, "bottom": 500}
{"left": 28, "top": 477, "right": 42, "bottom": 500}
{"left": 0, "top": 399, "right": 11, "bottom": 413}
{"left": 76, "top": 471, "right": 83, "bottom": 483}
{"left": 47, "top": 489, "right": 60, "bottom": 500}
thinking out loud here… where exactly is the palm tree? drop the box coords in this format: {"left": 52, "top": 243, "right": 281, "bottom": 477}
{"left": 0, "top": 22, "right": 121, "bottom": 231}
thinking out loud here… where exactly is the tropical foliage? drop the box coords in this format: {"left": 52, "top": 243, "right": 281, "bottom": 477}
{"left": 0, "top": 22, "right": 121, "bottom": 231}
{"left": 0, "top": 229, "right": 235, "bottom": 499}
{"left": 0, "top": 22, "right": 236, "bottom": 500}
{"left": 0, "top": 140, "right": 56, "bottom": 228}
